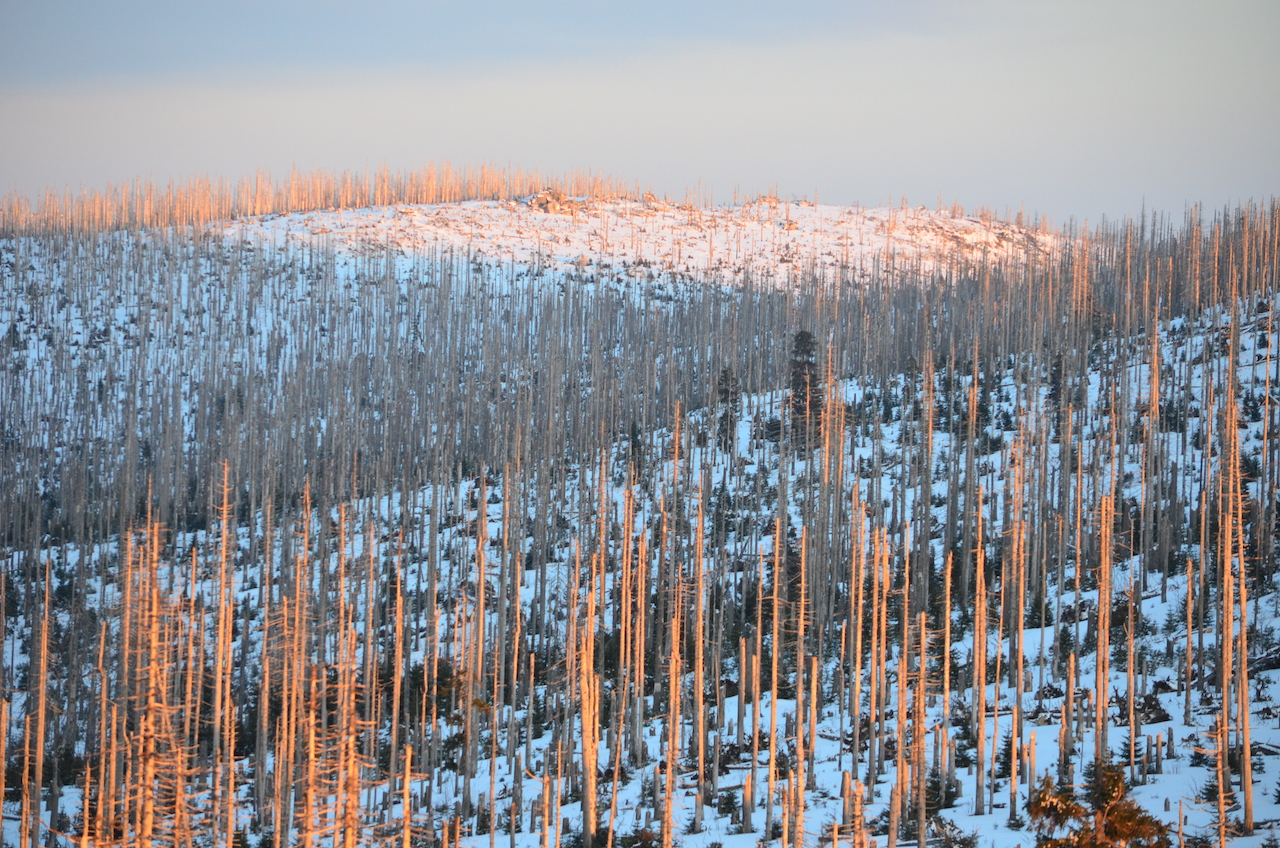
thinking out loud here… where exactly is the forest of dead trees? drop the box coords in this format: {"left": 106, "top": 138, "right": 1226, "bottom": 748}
{"left": 1, "top": 170, "right": 1279, "bottom": 848}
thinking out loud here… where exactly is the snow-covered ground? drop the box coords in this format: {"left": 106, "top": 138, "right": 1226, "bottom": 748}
{"left": 4, "top": 195, "right": 1275, "bottom": 848}
{"left": 224, "top": 195, "right": 1056, "bottom": 287}
{"left": 8, "top": 292, "right": 1279, "bottom": 848}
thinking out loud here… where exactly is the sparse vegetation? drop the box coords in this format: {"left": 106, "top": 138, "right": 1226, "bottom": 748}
{"left": 0, "top": 173, "right": 1277, "bottom": 846}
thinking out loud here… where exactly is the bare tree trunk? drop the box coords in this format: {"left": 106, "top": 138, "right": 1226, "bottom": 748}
{"left": 1096, "top": 494, "right": 1113, "bottom": 768}
{"left": 973, "top": 497, "right": 987, "bottom": 815}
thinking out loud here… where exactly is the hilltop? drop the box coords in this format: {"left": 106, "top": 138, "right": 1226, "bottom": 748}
{"left": 223, "top": 195, "right": 1054, "bottom": 287}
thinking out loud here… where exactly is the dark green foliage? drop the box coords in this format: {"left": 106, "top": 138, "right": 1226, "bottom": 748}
{"left": 1159, "top": 400, "right": 1188, "bottom": 433}
{"left": 763, "top": 416, "right": 783, "bottom": 443}
{"left": 617, "top": 826, "right": 661, "bottom": 848}
{"left": 996, "top": 731, "right": 1014, "bottom": 779}
{"left": 532, "top": 693, "right": 547, "bottom": 738}
{"left": 1056, "top": 625, "right": 1076, "bottom": 660}
{"left": 716, "top": 366, "right": 742, "bottom": 452}
{"left": 1081, "top": 621, "right": 1097, "bottom": 657}
{"left": 629, "top": 420, "right": 646, "bottom": 469}
{"left": 977, "top": 431, "right": 1005, "bottom": 456}
{"left": 937, "top": 823, "right": 981, "bottom": 848}
{"left": 1028, "top": 766, "right": 1170, "bottom": 848}
{"left": 903, "top": 767, "right": 960, "bottom": 832}
{"left": 950, "top": 702, "right": 977, "bottom": 768}
{"left": 788, "top": 330, "right": 824, "bottom": 429}
{"left": 1198, "top": 770, "right": 1234, "bottom": 807}
{"left": 1026, "top": 591, "right": 1054, "bottom": 628}
{"left": 1080, "top": 759, "right": 1128, "bottom": 811}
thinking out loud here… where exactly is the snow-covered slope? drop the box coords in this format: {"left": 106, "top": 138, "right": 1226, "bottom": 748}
{"left": 8, "top": 299, "right": 1280, "bottom": 848}
{"left": 224, "top": 195, "right": 1055, "bottom": 286}
{"left": 3, "top": 195, "right": 1278, "bottom": 848}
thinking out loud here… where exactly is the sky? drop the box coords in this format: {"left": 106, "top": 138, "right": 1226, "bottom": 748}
{"left": 1, "top": 0, "right": 1277, "bottom": 222}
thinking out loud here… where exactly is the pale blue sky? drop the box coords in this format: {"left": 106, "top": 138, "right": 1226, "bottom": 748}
{"left": 2, "top": 0, "right": 1277, "bottom": 220}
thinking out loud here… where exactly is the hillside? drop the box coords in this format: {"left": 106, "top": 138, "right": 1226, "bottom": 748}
{"left": 1, "top": 186, "right": 1278, "bottom": 848}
